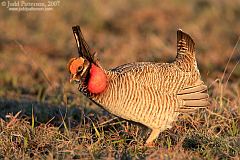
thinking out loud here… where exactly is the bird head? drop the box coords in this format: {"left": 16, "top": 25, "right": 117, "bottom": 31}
{"left": 67, "top": 57, "right": 90, "bottom": 83}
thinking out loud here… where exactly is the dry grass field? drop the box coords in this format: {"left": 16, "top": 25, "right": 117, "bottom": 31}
{"left": 0, "top": 0, "right": 240, "bottom": 159}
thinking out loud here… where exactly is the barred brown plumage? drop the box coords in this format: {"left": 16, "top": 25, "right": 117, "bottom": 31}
{"left": 68, "top": 26, "right": 209, "bottom": 145}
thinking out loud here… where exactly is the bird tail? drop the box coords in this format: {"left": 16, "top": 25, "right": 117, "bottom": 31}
{"left": 175, "top": 29, "right": 197, "bottom": 71}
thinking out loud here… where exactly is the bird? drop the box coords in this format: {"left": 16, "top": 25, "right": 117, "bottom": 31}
{"left": 67, "top": 25, "right": 209, "bottom": 145}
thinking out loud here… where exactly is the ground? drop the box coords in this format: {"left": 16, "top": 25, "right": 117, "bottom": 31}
{"left": 0, "top": 0, "right": 240, "bottom": 159}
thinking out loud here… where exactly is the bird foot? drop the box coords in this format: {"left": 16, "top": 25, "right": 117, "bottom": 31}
{"left": 145, "top": 141, "right": 155, "bottom": 147}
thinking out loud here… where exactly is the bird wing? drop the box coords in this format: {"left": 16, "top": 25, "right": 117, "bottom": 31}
{"left": 176, "top": 79, "right": 209, "bottom": 112}
{"left": 110, "top": 62, "right": 194, "bottom": 92}
{"left": 109, "top": 62, "right": 209, "bottom": 113}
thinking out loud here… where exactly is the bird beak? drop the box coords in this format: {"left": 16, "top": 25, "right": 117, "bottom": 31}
{"left": 70, "top": 74, "right": 80, "bottom": 83}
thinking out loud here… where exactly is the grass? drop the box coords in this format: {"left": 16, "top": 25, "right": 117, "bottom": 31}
{"left": 0, "top": 0, "right": 240, "bottom": 159}
{"left": 0, "top": 104, "right": 239, "bottom": 159}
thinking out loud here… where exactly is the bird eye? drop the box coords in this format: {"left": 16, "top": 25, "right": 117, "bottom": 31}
{"left": 77, "top": 65, "right": 83, "bottom": 72}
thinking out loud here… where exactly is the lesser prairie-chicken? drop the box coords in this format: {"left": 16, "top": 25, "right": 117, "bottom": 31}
{"left": 67, "top": 26, "right": 209, "bottom": 144}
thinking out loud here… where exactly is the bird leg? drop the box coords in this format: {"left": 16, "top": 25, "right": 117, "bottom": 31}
{"left": 145, "top": 129, "right": 160, "bottom": 146}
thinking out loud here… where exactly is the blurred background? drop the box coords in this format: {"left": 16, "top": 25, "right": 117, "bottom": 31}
{"left": 0, "top": 0, "right": 240, "bottom": 120}
{"left": 1, "top": 0, "right": 240, "bottom": 159}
